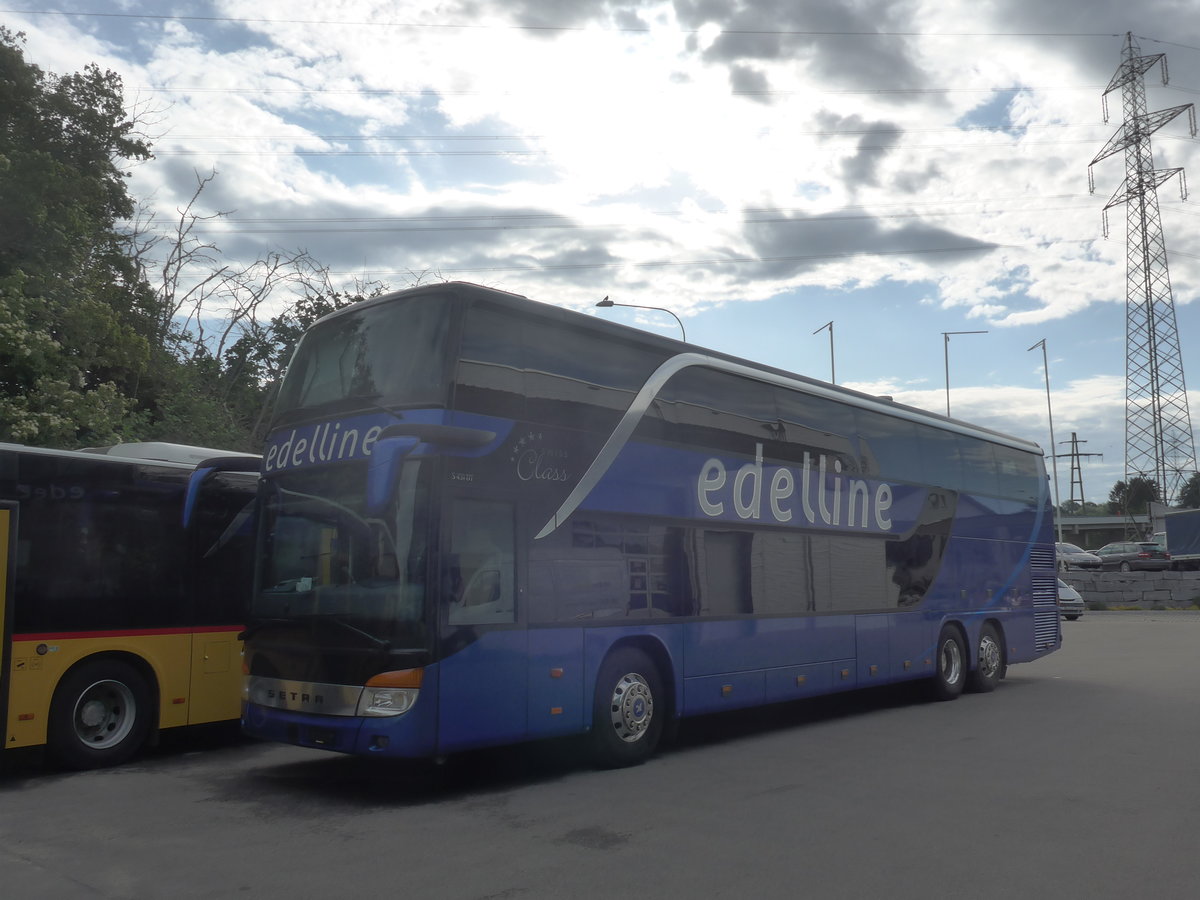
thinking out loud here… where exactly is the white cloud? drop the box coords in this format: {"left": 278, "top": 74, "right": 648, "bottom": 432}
{"left": 10, "top": 1, "right": 1200, "bottom": 502}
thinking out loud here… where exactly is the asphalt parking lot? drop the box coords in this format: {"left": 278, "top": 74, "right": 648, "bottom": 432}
{"left": 3, "top": 611, "right": 1199, "bottom": 900}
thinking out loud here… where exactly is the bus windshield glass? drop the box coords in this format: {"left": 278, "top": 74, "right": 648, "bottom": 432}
{"left": 252, "top": 460, "right": 429, "bottom": 650}
{"left": 273, "top": 294, "right": 452, "bottom": 420}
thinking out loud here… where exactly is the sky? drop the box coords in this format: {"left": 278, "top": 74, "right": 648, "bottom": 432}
{"left": 7, "top": 1, "right": 1200, "bottom": 505}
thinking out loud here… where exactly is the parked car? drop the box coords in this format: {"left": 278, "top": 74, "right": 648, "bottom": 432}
{"left": 1093, "top": 541, "right": 1171, "bottom": 572}
{"left": 1055, "top": 542, "right": 1102, "bottom": 571}
{"left": 1057, "top": 578, "right": 1085, "bottom": 620}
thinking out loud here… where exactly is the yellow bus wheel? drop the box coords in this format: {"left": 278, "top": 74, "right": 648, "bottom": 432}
{"left": 47, "top": 660, "right": 154, "bottom": 770}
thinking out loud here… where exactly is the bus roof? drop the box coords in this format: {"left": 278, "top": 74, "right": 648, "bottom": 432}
{"left": 308, "top": 281, "right": 1043, "bottom": 456}
{"left": 1, "top": 441, "right": 260, "bottom": 469}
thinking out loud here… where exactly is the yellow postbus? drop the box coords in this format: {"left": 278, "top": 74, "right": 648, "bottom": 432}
{"left": 0, "top": 442, "right": 258, "bottom": 769}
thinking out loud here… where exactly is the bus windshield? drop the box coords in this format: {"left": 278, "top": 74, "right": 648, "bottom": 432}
{"left": 273, "top": 294, "right": 452, "bottom": 421}
{"left": 253, "top": 460, "right": 430, "bottom": 650}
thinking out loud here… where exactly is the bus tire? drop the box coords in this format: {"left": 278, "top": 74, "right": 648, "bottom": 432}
{"left": 590, "top": 647, "right": 664, "bottom": 768}
{"left": 932, "top": 625, "right": 966, "bottom": 701}
{"left": 47, "top": 659, "right": 154, "bottom": 770}
{"left": 966, "top": 622, "right": 1004, "bottom": 693}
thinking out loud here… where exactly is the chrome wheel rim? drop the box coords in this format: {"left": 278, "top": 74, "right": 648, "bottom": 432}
{"left": 939, "top": 638, "right": 963, "bottom": 686}
{"left": 978, "top": 634, "right": 1002, "bottom": 680}
{"left": 609, "top": 672, "right": 653, "bottom": 743}
{"left": 73, "top": 680, "right": 136, "bottom": 749}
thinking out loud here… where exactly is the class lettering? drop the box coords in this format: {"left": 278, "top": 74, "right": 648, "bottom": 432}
{"left": 517, "top": 448, "right": 571, "bottom": 483}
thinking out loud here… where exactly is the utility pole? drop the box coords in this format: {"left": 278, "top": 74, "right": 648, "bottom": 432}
{"left": 1089, "top": 32, "right": 1198, "bottom": 506}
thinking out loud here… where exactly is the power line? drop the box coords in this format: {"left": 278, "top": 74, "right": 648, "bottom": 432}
{"left": 336, "top": 244, "right": 1008, "bottom": 275}
{"left": 119, "top": 193, "right": 1099, "bottom": 227}
{"left": 2, "top": 10, "right": 1127, "bottom": 39}
{"left": 123, "top": 194, "right": 1102, "bottom": 231}
{"left": 319, "top": 240, "right": 1095, "bottom": 278}
{"left": 135, "top": 203, "right": 1103, "bottom": 236}
{"left": 161, "top": 123, "right": 1117, "bottom": 141}
{"left": 146, "top": 137, "right": 1121, "bottom": 158}
{"left": 131, "top": 84, "right": 1105, "bottom": 97}
{"left": 143, "top": 123, "right": 1121, "bottom": 158}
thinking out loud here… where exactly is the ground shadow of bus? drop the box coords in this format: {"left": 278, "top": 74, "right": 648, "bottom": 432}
{"left": 225, "top": 679, "right": 983, "bottom": 808}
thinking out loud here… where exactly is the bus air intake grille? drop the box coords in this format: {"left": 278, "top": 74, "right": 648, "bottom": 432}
{"left": 1031, "top": 574, "right": 1060, "bottom": 650}
{"left": 1029, "top": 547, "right": 1056, "bottom": 572}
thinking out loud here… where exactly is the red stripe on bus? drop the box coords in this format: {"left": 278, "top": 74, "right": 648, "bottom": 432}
{"left": 13, "top": 625, "right": 245, "bottom": 641}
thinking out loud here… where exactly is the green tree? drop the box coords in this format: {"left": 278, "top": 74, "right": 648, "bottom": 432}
{"left": 1107, "top": 477, "right": 1161, "bottom": 515}
{"left": 1176, "top": 472, "right": 1200, "bottom": 509}
{"left": 0, "top": 28, "right": 157, "bottom": 447}
{"left": 1059, "top": 499, "right": 1107, "bottom": 516}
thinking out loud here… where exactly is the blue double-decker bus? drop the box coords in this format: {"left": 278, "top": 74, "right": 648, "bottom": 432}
{"left": 241, "top": 282, "right": 1060, "bottom": 766}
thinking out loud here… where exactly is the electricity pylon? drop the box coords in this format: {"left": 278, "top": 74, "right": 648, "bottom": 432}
{"left": 1088, "top": 32, "right": 1198, "bottom": 506}
{"left": 1055, "top": 433, "right": 1102, "bottom": 510}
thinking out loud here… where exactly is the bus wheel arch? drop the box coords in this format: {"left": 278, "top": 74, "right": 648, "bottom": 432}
{"left": 46, "top": 654, "right": 159, "bottom": 770}
{"left": 589, "top": 641, "right": 671, "bottom": 768}
{"left": 932, "top": 622, "right": 968, "bottom": 701}
{"left": 967, "top": 620, "right": 1006, "bottom": 693}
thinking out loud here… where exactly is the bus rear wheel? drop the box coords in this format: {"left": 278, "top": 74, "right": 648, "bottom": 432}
{"left": 967, "top": 622, "right": 1005, "bottom": 693}
{"left": 47, "top": 659, "right": 153, "bottom": 770}
{"left": 932, "top": 626, "right": 966, "bottom": 701}
{"left": 590, "top": 648, "right": 664, "bottom": 768}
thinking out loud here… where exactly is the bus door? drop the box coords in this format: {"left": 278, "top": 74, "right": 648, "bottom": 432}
{"left": 1, "top": 503, "right": 16, "bottom": 752}
{"left": 436, "top": 497, "right": 527, "bottom": 752}
{"left": 185, "top": 468, "right": 257, "bottom": 725}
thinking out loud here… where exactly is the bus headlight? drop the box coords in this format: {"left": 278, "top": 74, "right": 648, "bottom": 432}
{"left": 357, "top": 668, "right": 424, "bottom": 717}
{"left": 357, "top": 687, "right": 419, "bottom": 717}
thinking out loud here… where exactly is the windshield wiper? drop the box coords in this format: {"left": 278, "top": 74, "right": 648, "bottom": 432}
{"left": 322, "top": 615, "right": 392, "bottom": 650}
{"left": 238, "top": 618, "right": 293, "bottom": 641}
{"left": 241, "top": 612, "right": 391, "bottom": 650}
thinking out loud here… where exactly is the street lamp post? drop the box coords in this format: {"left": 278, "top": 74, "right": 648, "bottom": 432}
{"left": 1029, "top": 338, "right": 1063, "bottom": 542}
{"left": 595, "top": 297, "right": 686, "bottom": 342}
{"left": 812, "top": 320, "right": 835, "bottom": 384}
{"left": 942, "top": 330, "right": 988, "bottom": 417}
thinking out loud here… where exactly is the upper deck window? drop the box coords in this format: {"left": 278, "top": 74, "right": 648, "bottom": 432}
{"left": 275, "top": 295, "right": 452, "bottom": 419}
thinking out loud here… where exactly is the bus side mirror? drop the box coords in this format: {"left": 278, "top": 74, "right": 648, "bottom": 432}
{"left": 366, "top": 425, "right": 496, "bottom": 513}
{"left": 366, "top": 435, "right": 420, "bottom": 512}
{"left": 183, "top": 455, "right": 261, "bottom": 527}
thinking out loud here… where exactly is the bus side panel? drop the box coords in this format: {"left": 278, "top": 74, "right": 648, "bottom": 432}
{"left": 187, "top": 627, "right": 244, "bottom": 725}
{"left": 680, "top": 616, "right": 856, "bottom": 678}
{"left": 526, "top": 626, "right": 585, "bottom": 738}
{"left": 679, "top": 616, "right": 856, "bottom": 716}
{"left": 855, "top": 614, "right": 891, "bottom": 684}
{"left": 888, "top": 611, "right": 935, "bottom": 681}
{"left": 437, "top": 630, "right": 529, "bottom": 754}
{"left": 5, "top": 632, "right": 194, "bottom": 748}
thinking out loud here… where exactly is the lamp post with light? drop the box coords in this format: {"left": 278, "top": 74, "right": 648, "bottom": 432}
{"left": 1029, "top": 338, "right": 1063, "bottom": 542}
{"left": 595, "top": 297, "right": 687, "bottom": 342}
{"left": 812, "top": 320, "right": 835, "bottom": 384}
{"left": 942, "top": 330, "right": 988, "bottom": 417}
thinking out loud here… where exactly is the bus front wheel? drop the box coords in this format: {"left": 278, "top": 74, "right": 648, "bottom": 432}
{"left": 590, "top": 648, "right": 664, "bottom": 768}
{"left": 932, "top": 626, "right": 966, "bottom": 701}
{"left": 47, "top": 659, "right": 153, "bottom": 770}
